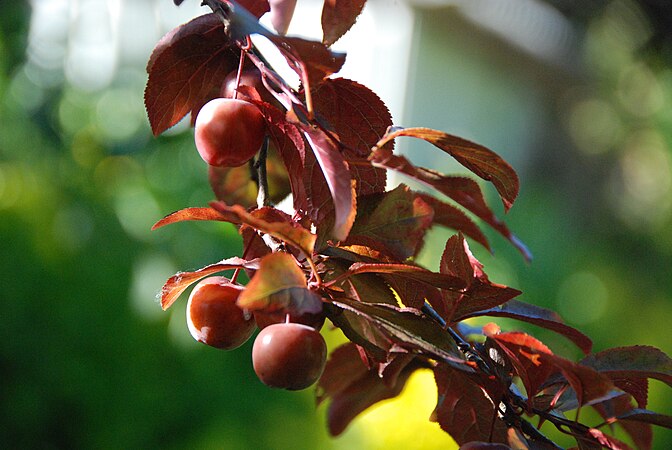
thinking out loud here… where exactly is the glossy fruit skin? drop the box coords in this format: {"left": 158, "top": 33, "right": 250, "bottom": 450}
{"left": 252, "top": 323, "right": 327, "bottom": 390}
{"left": 186, "top": 277, "right": 256, "bottom": 350}
{"left": 194, "top": 98, "right": 265, "bottom": 167}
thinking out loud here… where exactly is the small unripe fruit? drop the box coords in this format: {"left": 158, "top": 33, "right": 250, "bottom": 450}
{"left": 252, "top": 323, "right": 327, "bottom": 390}
{"left": 194, "top": 98, "right": 266, "bottom": 167}
{"left": 186, "top": 277, "right": 256, "bottom": 349}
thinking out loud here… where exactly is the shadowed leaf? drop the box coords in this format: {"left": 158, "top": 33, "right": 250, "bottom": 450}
{"left": 463, "top": 299, "right": 593, "bottom": 355}
{"left": 581, "top": 346, "right": 672, "bottom": 388}
{"left": 418, "top": 193, "right": 491, "bottom": 252}
{"left": 318, "top": 343, "right": 419, "bottom": 435}
{"left": 433, "top": 365, "right": 510, "bottom": 445}
{"left": 303, "top": 126, "right": 356, "bottom": 241}
{"left": 346, "top": 185, "right": 434, "bottom": 260}
{"left": 332, "top": 298, "right": 467, "bottom": 369}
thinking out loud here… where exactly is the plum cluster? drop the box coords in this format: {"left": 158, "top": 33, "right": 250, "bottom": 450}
{"left": 187, "top": 277, "right": 327, "bottom": 390}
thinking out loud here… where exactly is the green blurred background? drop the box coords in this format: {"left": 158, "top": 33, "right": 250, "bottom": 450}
{"left": 1, "top": 0, "right": 670, "bottom": 448}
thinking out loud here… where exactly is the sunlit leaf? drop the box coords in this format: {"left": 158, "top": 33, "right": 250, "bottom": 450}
{"left": 151, "top": 206, "right": 228, "bottom": 230}
{"left": 321, "top": 0, "right": 367, "bottom": 46}
{"left": 312, "top": 78, "right": 390, "bottom": 195}
{"left": 160, "top": 257, "right": 260, "bottom": 310}
{"left": 145, "top": 14, "right": 238, "bottom": 135}
{"left": 209, "top": 202, "right": 316, "bottom": 256}
{"left": 369, "top": 147, "right": 531, "bottom": 260}
{"left": 374, "top": 127, "right": 519, "bottom": 211}
{"left": 237, "top": 252, "right": 322, "bottom": 313}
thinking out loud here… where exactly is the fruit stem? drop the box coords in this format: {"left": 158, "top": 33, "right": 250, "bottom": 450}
{"left": 254, "top": 137, "right": 270, "bottom": 208}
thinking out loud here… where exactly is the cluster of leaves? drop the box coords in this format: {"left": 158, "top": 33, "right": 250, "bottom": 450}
{"left": 145, "top": 1, "right": 672, "bottom": 448}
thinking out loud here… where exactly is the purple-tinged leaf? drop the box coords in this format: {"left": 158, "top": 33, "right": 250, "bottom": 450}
{"left": 463, "top": 299, "right": 593, "bottom": 355}
{"left": 418, "top": 193, "right": 491, "bottom": 252}
{"left": 581, "top": 346, "right": 672, "bottom": 388}
{"left": 610, "top": 409, "right": 672, "bottom": 429}
{"left": 312, "top": 78, "right": 390, "bottom": 195}
{"left": 318, "top": 343, "right": 419, "bottom": 435}
{"left": 433, "top": 365, "right": 510, "bottom": 445}
{"left": 336, "top": 262, "right": 466, "bottom": 291}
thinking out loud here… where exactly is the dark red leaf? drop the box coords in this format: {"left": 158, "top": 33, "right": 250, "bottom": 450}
{"left": 208, "top": 202, "right": 316, "bottom": 255}
{"left": 326, "top": 306, "right": 391, "bottom": 361}
{"left": 324, "top": 259, "right": 398, "bottom": 305}
{"left": 593, "top": 394, "right": 653, "bottom": 450}
{"left": 369, "top": 147, "right": 531, "bottom": 261}
{"left": 312, "top": 78, "right": 390, "bottom": 195}
{"left": 319, "top": 346, "right": 419, "bottom": 435}
{"left": 145, "top": 14, "right": 238, "bottom": 135}
{"left": 383, "top": 275, "right": 443, "bottom": 311}
{"left": 316, "top": 343, "right": 369, "bottom": 405}
{"left": 373, "top": 127, "right": 519, "bottom": 211}
{"left": 492, "top": 331, "right": 614, "bottom": 407}
{"left": 418, "top": 193, "right": 491, "bottom": 252}
{"left": 332, "top": 298, "right": 467, "bottom": 370}
{"left": 433, "top": 365, "right": 510, "bottom": 445}
{"left": 235, "top": 0, "right": 271, "bottom": 18}
{"left": 463, "top": 299, "right": 593, "bottom": 355}
{"left": 160, "top": 257, "right": 260, "bottom": 310}
{"left": 321, "top": 0, "right": 367, "bottom": 46}
{"left": 253, "top": 100, "right": 310, "bottom": 215}
{"left": 439, "top": 234, "right": 521, "bottom": 323}
{"left": 302, "top": 125, "right": 356, "bottom": 241}
{"left": 345, "top": 185, "right": 434, "bottom": 260}
{"left": 336, "top": 261, "right": 466, "bottom": 291}
{"left": 581, "top": 346, "right": 672, "bottom": 388}
{"left": 612, "top": 409, "right": 672, "bottom": 429}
